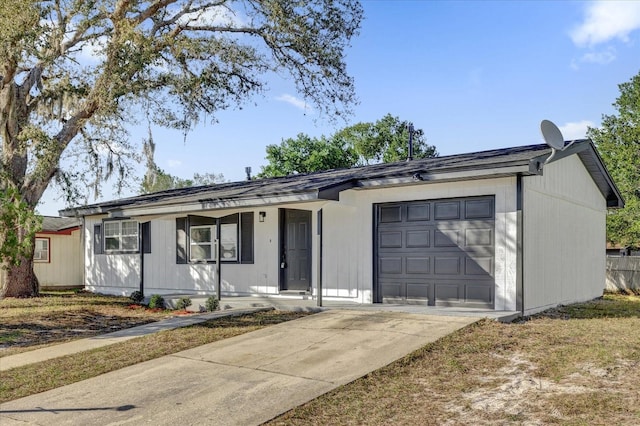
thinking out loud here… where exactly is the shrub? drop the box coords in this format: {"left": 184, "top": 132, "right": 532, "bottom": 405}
{"left": 148, "top": 294, "right": 165, "bottom": 309}
{"left": 129, "top": 291, "right": 144, "bottom": 304}
{"left": 176, "top": 296, "right": 192, "bottom": 311}
{"left": 205, "top": 295, "right": 219, "bottom": 312}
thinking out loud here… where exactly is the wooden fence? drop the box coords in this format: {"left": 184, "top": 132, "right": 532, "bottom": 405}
{"left": 606, "top": 256, "right": 640, "bottom": 292}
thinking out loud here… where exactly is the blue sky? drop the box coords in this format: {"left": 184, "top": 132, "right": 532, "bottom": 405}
{"left": 38, "top": 0, "right": 640, "bottom": 215}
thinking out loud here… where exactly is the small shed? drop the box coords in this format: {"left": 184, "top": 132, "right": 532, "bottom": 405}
{"left": 34, "top": 217, "right": 83, "bottom": 290}
{"left": 61, "top": 140, "right": 623, "bottom": 316}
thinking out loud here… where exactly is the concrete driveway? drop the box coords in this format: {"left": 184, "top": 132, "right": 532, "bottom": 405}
{"left": 0, "top": 310, "right": 477, "bottom": 425}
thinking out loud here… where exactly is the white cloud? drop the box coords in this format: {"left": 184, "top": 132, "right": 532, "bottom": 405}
{"left": 579, "top": 47, "right": 617, "bottom": 65}
{"left": 570, "top": 1, "right": 640, "bottom": 47}
{"left": 275, "top": 94, "right": 311, "bottom": 111}
{"left": 167, "top": 160, "right": 182, "bottom": 168}
{"left": 559, "top": 120, "right": 595, "bottom": 140}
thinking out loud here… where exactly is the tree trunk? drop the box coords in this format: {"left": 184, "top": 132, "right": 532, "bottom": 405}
{"left": 0, "top": 230, "right": 39, "bottom": 298}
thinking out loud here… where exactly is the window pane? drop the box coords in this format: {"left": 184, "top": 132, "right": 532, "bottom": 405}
{"left": 190, "top": 244, "right": 211, "bottom": 260}
{"left": 122, "top": 236, "right": 138, "bottom": 250}
{"left": 105, "top": 237, "right": 120, "bottom": 250}
{"left": 104, "top": 222, "right": 119, "bottom": 236}
{"left": 220, "top": 223, "right": 237, "bottom": 261}
{"left": 122, "top": 221, "right": 138, "bottom": 235}
{"left": 190, "top": 227, "right": 212, "bottom": 243}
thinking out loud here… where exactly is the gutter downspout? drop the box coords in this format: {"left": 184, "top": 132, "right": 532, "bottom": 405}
{"left": 81, "top": 217, "right": 86, "bottom": 289}
{"left": 516, "top": 174, "right": 525, "bottom": 317}
{"left": 215, "top": 219, "right": 221, "bottom": 302}
{"left": 139, "top": 223, "right": 144, "bottom": 297}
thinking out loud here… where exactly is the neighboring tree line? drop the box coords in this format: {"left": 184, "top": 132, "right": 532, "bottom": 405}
{"left": 589, "top": 71, "right": 640, "bottom": 250}
{"left": 140, "top": 135, "right": 225, "bottom": 194}
{"left": 259, "top": 114, "right": 437, "bottom": 178}
{"left": 140, "top": 113, "right": 437, "bottom": 192}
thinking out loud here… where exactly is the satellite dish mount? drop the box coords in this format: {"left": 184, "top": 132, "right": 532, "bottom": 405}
{"left": 540, "top": 119, "right": 577, "bottom": 166}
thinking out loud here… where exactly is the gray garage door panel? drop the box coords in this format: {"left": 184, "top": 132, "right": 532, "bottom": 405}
{"left": 376, "top": 196, "right": 495, "bottom": 308}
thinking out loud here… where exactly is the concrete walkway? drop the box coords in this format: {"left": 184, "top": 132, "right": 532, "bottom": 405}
{"left": 0, "top": 310, "right": 478, "bottom": 425}
{"left": 0, "top": 307, "right": 275, "bottom": 372}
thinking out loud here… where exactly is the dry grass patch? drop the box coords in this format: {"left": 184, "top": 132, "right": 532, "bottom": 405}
{"left": 269, "top": 294, "right": 640, "bottom": 426}
{"left": 0, "top": 310, "right": 310, "bottom": 403}
{"left": 0, "top": 291, "right": 172, "bottom": 356}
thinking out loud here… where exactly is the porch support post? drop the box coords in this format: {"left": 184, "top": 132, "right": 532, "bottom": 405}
{"left": 317, "top": 209, "right": 323, "bottom": 307}
{"left": 215, "top": 218, "right": 221, "bottom": 301}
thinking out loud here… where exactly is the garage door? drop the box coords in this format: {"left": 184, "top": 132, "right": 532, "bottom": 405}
{"left": 375, "top": 196, "right": 495, "bottom": 308}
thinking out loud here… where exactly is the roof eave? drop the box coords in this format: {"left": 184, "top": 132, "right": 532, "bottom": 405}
{"left": 63, "top": 179, "right": 359, "bottom": 218}
{"left": 531, "top": 140, "right": 625, "bottom": 209}
{"left": 103, "top": 191, "right": 330, "bottom": 218}
{"left": 357, "top": 163, "right": 535, "bottom": 189}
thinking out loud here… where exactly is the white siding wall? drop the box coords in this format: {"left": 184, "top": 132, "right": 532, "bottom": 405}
{"left": 141, "top": 213, "right": 276, "bottom": 296}
{"left": 522, "top": 155, "right": 607, "bottom": 315}
{"left": 34, "top": 229, "right": 82, "bottom": 287}
{"left": 84, "top": 216, "right": 140, "bottom": 295}
{"left": 85, "top": 204, "right": 326, "bottom": 297}
{"left": 82, "top": 179, "right": 519, "bottom": 307}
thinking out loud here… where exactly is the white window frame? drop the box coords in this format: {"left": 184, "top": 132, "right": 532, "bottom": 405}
{"left": 34, "top": 237, "right": 50, "bottom": 262}
{"left": 189, "top": 225, "right": 215, "bottom": 261}
{"left": 104, "top": 220, "right": 139, "bottom": 253}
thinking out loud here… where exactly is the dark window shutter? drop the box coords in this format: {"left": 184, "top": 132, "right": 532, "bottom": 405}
{"left": 176, "top": 218, "right": 187, "bottom": 264}
{"left": 93, "top": 224, "right": 103, "bottom": 254}
{"left": 240, "top": 212, "right": 254, "bottom": 264}
{"left": 142, "top": 222, "right": 151, "bottom": 254}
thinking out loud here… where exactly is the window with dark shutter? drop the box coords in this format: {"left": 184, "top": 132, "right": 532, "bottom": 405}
{"left": 176, "top": 213, "right": 255, "bottom": 264}
{"left": 103, "top": 220, "right": 139, "bottom": 252}
{"left": 93, "top": 224, "right": 103, "bottom": 254}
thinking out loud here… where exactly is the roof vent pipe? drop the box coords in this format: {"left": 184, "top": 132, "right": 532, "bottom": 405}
{"left": 407, "top": 123, "right": 414, "bottom": 161}
{"left": 245, "top": 166, "right": 252, "bottom": 181}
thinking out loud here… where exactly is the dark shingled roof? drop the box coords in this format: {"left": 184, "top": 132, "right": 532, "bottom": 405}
{"left": 40, "top": 216, "right": 81, "bottom": 232}
{"left": 60, "top": 141, "right": 623, "bottom": 216}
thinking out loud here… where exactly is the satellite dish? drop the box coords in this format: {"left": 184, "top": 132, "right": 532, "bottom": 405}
{"left": 540, "top": 120, "right": 565, "bottom": 150}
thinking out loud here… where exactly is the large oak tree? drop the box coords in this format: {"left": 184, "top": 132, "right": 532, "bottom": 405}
{"left": 0, "top": 0, "right": 363, "bottom": 297}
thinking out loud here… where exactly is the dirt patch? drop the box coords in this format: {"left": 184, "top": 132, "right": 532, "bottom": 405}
{"left": 445, "top": 353, "right": 592, "bottom": 425}
{"left": 0, "top": 292, "right": 172, "bottom": 356}
{"left": 0, "top": 310, "right": 158, "bottom": 349}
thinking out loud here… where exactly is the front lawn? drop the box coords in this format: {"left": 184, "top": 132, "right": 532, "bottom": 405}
{"left": 0, "top": 290, "right": 173, "bottom": 357}
{"left": 269, "top": 294, "right": 640, "bottom": 425}
{"left": 0, "top": 309, "right": 310, "bottom": 403}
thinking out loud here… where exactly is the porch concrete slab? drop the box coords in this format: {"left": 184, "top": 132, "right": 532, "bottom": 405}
{"left": 0, "top": 310, "right": 477, "bottom": 426}
{"left": 216, "top": 295, "right": 520, "bottom": 321}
